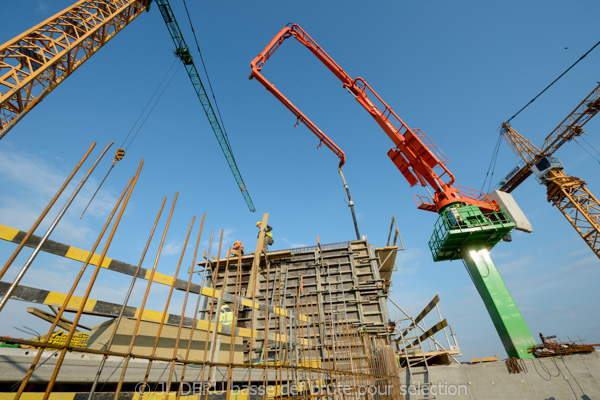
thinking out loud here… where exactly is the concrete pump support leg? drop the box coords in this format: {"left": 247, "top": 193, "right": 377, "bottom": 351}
{"left": 462, "top": 247, "right": 535, "bottom": 359}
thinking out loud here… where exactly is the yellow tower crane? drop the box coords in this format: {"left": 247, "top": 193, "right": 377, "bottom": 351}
{"left": 0, "top": 0, "right": 255, "bottom": 211}
{"left": 499, "top": 83, "right": 600, "bottom": 258}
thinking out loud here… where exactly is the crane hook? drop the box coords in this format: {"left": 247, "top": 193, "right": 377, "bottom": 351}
{"left": 113, "top": 148, "right": 125, "bottom": 163}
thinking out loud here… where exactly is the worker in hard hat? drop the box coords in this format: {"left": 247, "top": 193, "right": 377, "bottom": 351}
{"left": 256, "top": 222, "right": 274, "bottom": 252}
{"left": 219, "top": 301, "right": 234, "bottom": 326}
{"left": 232, "top": 241, "right": 244, "bottom": 257}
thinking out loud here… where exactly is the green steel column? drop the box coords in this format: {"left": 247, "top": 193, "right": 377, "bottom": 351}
{"left": 462, "top": 246, "right": 535, "bottom": 359}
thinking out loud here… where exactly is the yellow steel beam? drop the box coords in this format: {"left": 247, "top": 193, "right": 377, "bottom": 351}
{"left": 500, "top": 122, "right": 541, "bottom": 166}
{"left": 546, "top": 169, "right": 600, "bottom": 258}
{"left": 541, "top": 84, "right": 600, "bottom": 155}
{"left": 0, "top": 0, "right": 149, "bottom": 138}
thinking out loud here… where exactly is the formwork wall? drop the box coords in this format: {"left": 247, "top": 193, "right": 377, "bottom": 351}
{"left": 204, "top": 239, "right": 394, "bottom": 364}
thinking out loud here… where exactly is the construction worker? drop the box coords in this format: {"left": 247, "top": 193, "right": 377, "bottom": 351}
{"left": 219, "top": 301, "right": 234, "bottom": 326}
{"left": 232, "top": 241, "right": 244, "bottom": 257}
{"left": 256, "top": 222, "right": 274, "bottom": 252}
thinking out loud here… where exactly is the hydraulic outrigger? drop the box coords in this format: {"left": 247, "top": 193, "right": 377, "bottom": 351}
{"left": 250, "top": 23, "right": 536, "bottom": 358}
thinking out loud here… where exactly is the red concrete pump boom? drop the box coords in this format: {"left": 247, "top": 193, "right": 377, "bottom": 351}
{"left": 250, "top": 24, "right": 491, "bottom": 213}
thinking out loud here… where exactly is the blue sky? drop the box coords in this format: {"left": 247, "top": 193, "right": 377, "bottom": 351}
{"left": 0, "top": 0, "right": 599, "bottom": 361}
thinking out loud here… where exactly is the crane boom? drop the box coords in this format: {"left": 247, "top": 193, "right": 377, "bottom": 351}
{"left": 0, "top": 0, "right": 150, "bottom": 139}
{"left": 154, "top": 0, "right": 255, "bottom": 211}
{"left": 501, "top": 134, "right": 600, "bottom": 258}
{"left": 499, "top": 84, "right": 600, "bottom": 258}
{"left": 546, "top": 170, "right": 600, "bottom": 255}
{"left": 499, "top": 83, "right": 600, "bottom": 193}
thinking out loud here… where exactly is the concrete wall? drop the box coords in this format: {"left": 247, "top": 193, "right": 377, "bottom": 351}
{"left": 400, "top": 352, "right": 599, "bottom": 399}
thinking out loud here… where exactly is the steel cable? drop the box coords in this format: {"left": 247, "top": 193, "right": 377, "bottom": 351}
{"left": 507, "top": 39, "right": 600, "bottom": 123}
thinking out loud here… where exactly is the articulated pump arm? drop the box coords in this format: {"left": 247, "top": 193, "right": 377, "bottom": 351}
{"left": 250, "top": 26, "right": 346, "bottom": 168}
{"left": 251, "top": 24, "right": 536, "bottom": 359}
{"left": 250, "top": 24, "right": 487, "bottom": 213}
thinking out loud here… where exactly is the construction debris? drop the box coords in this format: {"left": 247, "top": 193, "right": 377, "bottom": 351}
{"left": 530, "top": 333, "right": 598, "bottom": 357}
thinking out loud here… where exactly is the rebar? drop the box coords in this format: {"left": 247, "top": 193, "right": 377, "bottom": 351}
{"left": 42, "top": 159, "right": 144, "bottom": 400}
{"left": 113, "top": 191, "right": 179, "bottom": 400}
{"left": 87, "top": 196, "right": 168, "bottom": 400}
{"left": 0, "top": 141, "right": 113, "bottom": 312}
{"left": 0, "top": 142, "right": 96, "bottom": 281}
{"left": 1, "top": 192, "right": 406, "bottom": 400}
{"left": 168, "top": 213, "right": 205, "bottom": 393}
{"left": 141, "top": 213, "right": 196, "bottom": 392}
{"left": 11, "top": 159, "right": 132, "bottom": 400}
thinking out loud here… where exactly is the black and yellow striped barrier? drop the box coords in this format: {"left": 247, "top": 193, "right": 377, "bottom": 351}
{"left": 407, "top": 319, "right": 448, "bottom": 348}
{"left": 0, "top": 224, "right": 308, "bottom": 323}
{"left": 0, "top": 224, "right": 195, "bottom": 293}
{"left": 0, "top": 281, "right": 311, "bottom": 346}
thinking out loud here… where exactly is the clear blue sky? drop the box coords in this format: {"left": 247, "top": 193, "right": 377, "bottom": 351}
{"left": 0, "top": 0, "right": 599, "bottom": 361}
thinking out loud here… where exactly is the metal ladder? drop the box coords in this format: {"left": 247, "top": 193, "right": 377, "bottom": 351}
{"left": 398, "top": 310, "right": 436, "bottom": 400}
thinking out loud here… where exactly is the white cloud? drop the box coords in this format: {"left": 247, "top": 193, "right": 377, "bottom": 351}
{"left": 394, "top": 247, "right": 423, "bottom": 276}
{"left": 496, "top": 254, "right": 535, "bottom": 275}
{"left": 161, "top": 240, "right": 182, "bottom": 256}
{"left": 279, "top": 237, "right": 308, "bottom": 249}
{"left": 0, "top": 146, "right": 119, "bottom": 248}
{"left": 34, "top": 1, "right": 48, "bottom": 14}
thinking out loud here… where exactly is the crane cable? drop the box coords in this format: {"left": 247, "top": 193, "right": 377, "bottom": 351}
{"left": 575, "top": 138, "right": 600, "bottom": 164}
{"left": 507, "top": 38, "right": 600, "bottom": 123}
{"left": 78, "top": 150, "right": 123, "bottom": 219}
{"left": 180, "top": 0, "right": 231, "bottom": 149}
{"left": 482, "top": 38, "right": 600, "bottom": 192}
{"left": 581, "top": 136, "right": 600, "bottom": 160}
{"left": 480, "top": 133, "right": 503, "bottom": 193}
{"left": 180, "top": 0, "right": 249, "bottom": 186}
{"left": 121, "top": 58, "right": 180, "bottom": 151}
{"left": 79, "top": 60, "right": 181, "bottom": 219}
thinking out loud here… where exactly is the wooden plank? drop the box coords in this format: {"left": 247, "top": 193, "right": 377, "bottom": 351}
{"left": 27, "top": 307, "right": 91, "bottom": 332}
{"left": 195, "top": 249, "right": 293, "bottom": 267}
{"left": 481, "top": 353, "right": 500, "bottom": 362}
{"left": 375, "top": 246, "right": 398, "bottom": 284}
{"left": 247, "top": 213, "right": 269, "bottom": 299}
